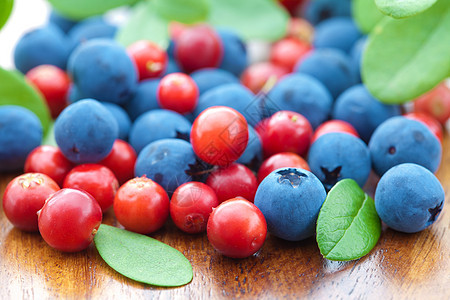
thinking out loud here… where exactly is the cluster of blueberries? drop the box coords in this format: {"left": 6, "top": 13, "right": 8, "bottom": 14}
{"left": 0, "top": 0, "right": 445, "bottom": 247}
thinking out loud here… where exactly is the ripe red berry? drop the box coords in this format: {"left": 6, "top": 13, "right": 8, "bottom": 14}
{"left": 99, "top": 139, "right": 137, "bottom": 185}
{"left": 38, "top": 188, "right": 102, "bottom": 252}
{"left": 157, "top": 73, "right": 199, "bottom": 114}
{"left": 257, "top": 152, "right": 310, "bottom": 183}
{"left": 127, "top": 40, "right": 168, "bottom": 80}
{"left": 286, "top": 17, "right": 314, "bottom": 44}
{"left": 191, "top": 106, "right": 249, "bottom": 167}
{"left": 3, "top": 173, "right": 60, "bottom": 232}
{"left": 413, "top": 81, "right": 450, "bottom": 125}
{"left": 311, "top": 119, "right": 359, "bottom": 143}
{"left": 114, "top": 177, "right": 170, "bottom": 234}
{"left": 241, "top": 62, "right": 289, "bottom": 94}
{"left": 63, "top": 164, "right": 119, "bottom": 212}
{"left": 175, "top": 25, "right": 223, "bottom": 73}
{"left": 404, "top": 112, "right": 443, "bottom": 143}
{"left": 270, "top": 38, "right": 312, "bottom": 72}
{"left": 170, "top": 182, "right": 219, "bottom": 234}
{"left": 206, "top": 163, "right": 258, "bottom": 203}
{"left": 26, "top": 65, "right": 71, "bottom": 119}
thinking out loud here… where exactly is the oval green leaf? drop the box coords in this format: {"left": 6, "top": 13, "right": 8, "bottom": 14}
{"left": 208, "top": 0, "right": 289, "bottom": 41}
{"left": 116, "top": 0, "right": 169, "bottom": 49}
{"left": 316, "top": 179, "right": 381, "bottom": 261}
{"left": 48, "top": 0, "right": 140, "bottom": 20}
{"left": 0, "top": 0, "right": 13, "bottom": 30}
{"left": 362, "top": 0, "right": 450, "bottom": 104}
{"left": 0, "top": 68, "right": 51, "bottom": 134}
{"left": 352, "top": 0, "right": 385, "bottom": 33}
{"left": 375, "top": 0, "right": 438, "bottom": 19}
{"left": 154, "top": 0, "right": 209, "bottom": 24}
{"left": 42, "top": 121, "right": 57, "bottom": 146}
{"left": 94, "top": 224, "right": 193, "bottom": 287}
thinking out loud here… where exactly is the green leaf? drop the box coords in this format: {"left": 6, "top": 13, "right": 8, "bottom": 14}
{"left": 42, "top": 122, "right": 57, "bottom": 146}
{"left": 116, "top": 0, "right": 169, "bottom": 49}
{"left": 375, "top": 0, "right": 438, "bottom": 19}
{"left": 47, "top": 0, "right": 140, "bottom": 20}
{"left": 154, "top": 0, "right": 209, "bottom": 24}
{"left": 209, "top": 0, "right": 289, "bottom": 41}
{"left": 0, "top": 0, "right": 13, "bottom": 30}
{"left": 352, "top": 0, "right": 385, "bottom": 33}
{"left": 362, "top": 0, "right": 450, "bottom": 104}
{"left": 0, "top": 68, "right": 51, "bottom": 134}
{"left": 316, "top": 179, "right": 381, "bottom": 261}
{"left": 94, "top": 224, "right": 193, "bottom": 287}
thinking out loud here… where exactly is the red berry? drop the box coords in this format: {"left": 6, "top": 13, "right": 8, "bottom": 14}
{"left": 38, "top": 188, "right": 102, "bottom": 252}
{"left": 270, "top": 38, "right": 312, "bottom": 72}
{"left": 255, "top": 111, "right": 313, "bottom": 158}
{"left": 413, "top": 81, "right": 450, "bottom": 125}
{"left": 206, "top": 163, "right": 258, "bottom": 203}
{"left": 157, "top": 73, "right": 199, "bottom": 114}
{"left": 26, "top": 65, "right": 71, "bottom": 119}
{"left": 127, "top": 40, "right": 168, "bottom": 80}
{"left": 169, "top": 21, "right": 188, "bottom": 40}
{"left": 3, "top": 173, "right": 60, "bottom": 232}
{"left": 241, "top": 62, "right": 289, "bottom": 94}
{"left": 114, "top": 177, "right": 170, "bottom": 234}
{"left": 24, "top": 145, "right": 74, "bottom": 187}
{"left": 207, "top": 198, "right": 267, "bottom": 258}
{"left": 99, "top": 139, "right": 137, "bottom": 185}
{"left": 279, "top": 0, "right": 307, "bottom": 16}
{"left": 175, "top": 25, "right": 223, "bottom": 73}
{"left": 286, "top": 17, "right": 314, "bottom": 44}
{"left": 63, "top": 164, "right": 119, "bottom": 212}
{"left": 404, "top": 112, "right": 443, "bottom": 143}
{"left": 311, "top": 119, "right": 359, "bottom": 143}
{"left": 170, "top": 182, "right": 219, "bottom": 234}
{"left": 257, "top": 152, "right": 310, "bottom": 183}
{"left": 191, "top": 106, "right": 249, "bottom": 167}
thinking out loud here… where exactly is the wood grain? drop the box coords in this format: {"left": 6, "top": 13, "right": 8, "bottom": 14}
{"left": 1, "top": 135, "right": 449, "bottom": 299}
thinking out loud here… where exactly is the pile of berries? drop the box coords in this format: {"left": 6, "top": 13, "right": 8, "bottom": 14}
{"left": 1, "top": 0, "right": 448, "bottom": 259}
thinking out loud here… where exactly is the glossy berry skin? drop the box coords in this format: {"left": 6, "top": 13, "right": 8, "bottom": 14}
{"left": 127, "top": 40, "right": 168, "bottom": 80}
{"left": 24, "top": 145, "right": 74, "bottom": 187}
{"left": 3, "top": 173, "right": 60, "bottom": 232}
{"left": 254, "top": 167, "right": 326, "bottom": 241}
{"left": 206, "top": 163, "right": 258, "bottom": 203}
{"left": 114, "top": 177, "right": 169, "bottom": 234}
{"left": 256, "top": 111, "right": 313, "bottom": 158}
{"left": 157, "top": 73, "right": 199, "bottom": 114}
{"left": 257, "top": 152, "right": 310, "bottom": 183}
{"left": 404, "top": 112, "right": 443, "bottom": 143}
{"left": 99, "top": 140, "right": 137, "bottom": 185}
{"left": 413, "top": 81, "right": 450, "bottom": 125}
{"left": 270, "top": 38, "right": 312, "bottom": 72}
{"left": 26, "top": 65, "right": 71, "bottom": 119}
{"left": 313, "top": 17, "right": 362, "bottom": 54}
{"left": 63, "top": 164, "right": 119, "bottom": 212}
{"left": 170, "top": 182, "right": 219, "bottom": 234}
{"left": 38, "top": 188, "right": 102, "bottom": 252}
{"left": 312, "top": 119, "right": 359, "bottom": 143}
{"left": 241, "top": 62, "right": 289, "bottom": 94}
{"left": 207, "top": 198, "right": 267, "bottom": 258}
{"left": 191, "top": 106, "right": 249, "bottom": 167}
{"left": 369, "top": 117, "right": 442, "bottom": 176}
{"left": 175, "top": 25, "right": 223, "bottom": 73}
{"left": 375, "top": 163, "right": 445, "bottom": 233}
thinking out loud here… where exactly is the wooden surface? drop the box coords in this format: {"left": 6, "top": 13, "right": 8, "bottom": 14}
{"left": 0, "top": 136, "right": 449, "bottom": 299}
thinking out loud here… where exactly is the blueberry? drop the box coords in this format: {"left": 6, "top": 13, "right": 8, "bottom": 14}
{"left": 375, "top": 163, "right": 445, "bottom": 233}
{"left": 68, "top": 17, "right": 117, "bottom": 52}
{"left": 265, "top": 73, "right": 333, "bottom": 129}
{"left": 217, "top": 28, "right": 248, "bottom": 76}
{"left": 313, "top": 17, "right": 362, "bottom": 54}
{"left": 67, "top": 84, "right": 86, "bottom": 104}
{"left": 54, "top": 99, "right": 118, "bottom": 163}
{"left": 191, "top": 68, "right": 239, "bottom": 95}
{"left": 162, "top": 58, "right": 182, "bottom": 76}
{"left": 14, "top": 25, "right": 70, "bottom": 73}
{"left": 305, "top": 0, "right": 352, "bottom": 25}
{"left": 134, "top": 138, "right": 198, "bottom": 194}
{"left": 332, "top": 84, "right": 401, "bottom": 143}
{"left": 236, "top": 125, "right": 263, "bottom": 171}
{"left": 49, "top": 10, "right": 78, "bottom": 34}
{"left": 129, "top": 109, "right": 191, "bottom": 153}
{"left": 68, "top": 39, "right": 138, "bottom": 105}
{"left": 254, "top": 167, "right": 326, "bottom": 241}
{"left": 102, "top": 103, "right": 131, "bottom": 141}
{"left": 350, "top": 36, "right": 368, "bottom": 83}
{"left": 308, "top": 132, "right": 371, "bottom": 190}
{"left": 0, "top": 106, "right": 42, "bottom": 172}
{"left": 125, "top": 79, "right": 161, "bottom": 121}
{"left": 295, "top": 48, "right": 357, "bottom": 99}
{"left": 369, "top": 116, "right": 442, "bottom": 176}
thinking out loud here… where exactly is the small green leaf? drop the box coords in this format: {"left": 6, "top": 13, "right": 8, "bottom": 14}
{"left": 209, "top": 0, "right": 289, "bottom": 41}
{"left": 42, "top": 122, "right": 57, "bottom": 146}
{"left": 0, "top": 0, "right": 13, "bottom": 30}
{"left": 94, "top": 224, "right": 193, "bottom": 287}
{"left": 154, "top": 0, "right": 209, "bottom": 24}
{"left": 0, "top": 68, "right": 51, "bottom": 134}
{"left": 362, "top": 0, "right": 450, "bottom": 104}
{"left": 116, "top": 0, "right": 169, "bottom": 49}
{"left": 316, "top": 179, "right": 381, "bottom": 261}
{"left": 352, "top": 0, "right": 385, "bottom": 33}
{"left": 375, "top": 0, "right": 438, "bottom": 19}
{"left": 47, "top": 0, "right": 140, "bottom": 20}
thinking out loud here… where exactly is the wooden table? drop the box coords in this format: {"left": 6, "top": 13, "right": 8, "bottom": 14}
{"left": 1, "top": 136, "right": 449, "bottom": 299}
